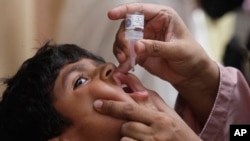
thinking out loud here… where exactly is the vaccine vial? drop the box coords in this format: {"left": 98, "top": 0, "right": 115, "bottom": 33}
{"left": 125, "top": 12, "right": 144, "bottom": 71}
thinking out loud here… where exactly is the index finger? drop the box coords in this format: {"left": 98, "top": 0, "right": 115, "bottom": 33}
{"left": 93, "top": 99, "right": 156, "bottom": 125}
{"left": 107, "top": 3, "right": 166, "bottom": 20}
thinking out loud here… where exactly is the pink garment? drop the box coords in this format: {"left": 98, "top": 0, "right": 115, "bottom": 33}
{"left": 243, "top": 0, "right": 250, "bottom": 12}
{"left": 175, "top": 65, "right": 250, "bottom": 141}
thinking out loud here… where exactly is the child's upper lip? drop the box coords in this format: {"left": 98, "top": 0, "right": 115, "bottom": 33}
{"left": 112, "top": 72, "right": 141, "bottom": 94}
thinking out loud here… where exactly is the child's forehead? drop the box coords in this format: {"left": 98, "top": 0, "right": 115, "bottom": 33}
{"left": 60, "top": 58, "right": 105, "bottom": 76}
{"left": 62, "top": 58, "right": 102, "bottom": 71}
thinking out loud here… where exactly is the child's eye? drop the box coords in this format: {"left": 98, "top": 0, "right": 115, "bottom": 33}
{"left": 74, "top": 77, "right": 88, "bottom": 89}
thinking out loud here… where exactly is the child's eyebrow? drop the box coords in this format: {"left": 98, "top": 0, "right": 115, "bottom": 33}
{"left": 62, "top": 64, "right": 88, "bottom": 89}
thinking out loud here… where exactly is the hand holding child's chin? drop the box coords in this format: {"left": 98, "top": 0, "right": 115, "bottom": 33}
{"left": 93, "top": 90, "right": 201, "bottom": 141}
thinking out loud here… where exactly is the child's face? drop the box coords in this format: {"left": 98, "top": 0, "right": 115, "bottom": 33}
{"left": 52, "top": 58, "right": 150, "bottom": 140}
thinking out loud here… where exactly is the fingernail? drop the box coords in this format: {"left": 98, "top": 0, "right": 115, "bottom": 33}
{"left": 117, "top": 53, "right": 126, "bottom": 63}
{"left": 117, "top": 60, "right": 131, "bottom": 73}
{"left": 137, "top": 41, "right": 146, "bottom": 53}
{"left": 94, "top": 100, "right": 103, "bottom": 109}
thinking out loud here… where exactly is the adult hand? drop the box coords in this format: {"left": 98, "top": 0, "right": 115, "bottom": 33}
{"left": 93, "top": 95, "right": 202, "bottom": 141}
{"left": 109, "top": 3, "right": 217, "bottom": 85}
{"left": 108, "top": 3, "right": 219, "bottom": 125}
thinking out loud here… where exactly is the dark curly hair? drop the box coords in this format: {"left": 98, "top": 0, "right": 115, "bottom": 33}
{"left": 0, "top": 42, "right": 105, "bottom": 141}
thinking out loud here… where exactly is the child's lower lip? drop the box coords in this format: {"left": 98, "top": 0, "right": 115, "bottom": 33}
{"left": 113, "top": 71, "right": 146, "bottom": 94}
{"left": 134, "top": 90, "right": 148, "bottom": 95}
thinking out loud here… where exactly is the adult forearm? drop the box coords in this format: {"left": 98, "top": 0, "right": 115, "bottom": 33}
{"left": 174, "top": 60, "right": 220, "bottom": 125}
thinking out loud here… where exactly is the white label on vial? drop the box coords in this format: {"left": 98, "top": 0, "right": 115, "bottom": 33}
{"left": 125, "top": 14, "right": 144, "bottom": 30}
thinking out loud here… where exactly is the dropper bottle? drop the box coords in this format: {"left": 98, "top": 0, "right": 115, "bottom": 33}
{"left": 125, "top": 12, "right": 144, "bottom": 71}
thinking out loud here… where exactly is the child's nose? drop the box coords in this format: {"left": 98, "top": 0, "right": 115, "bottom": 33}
{"left": 101, "top": 63, "right": 116, "bottom": 80}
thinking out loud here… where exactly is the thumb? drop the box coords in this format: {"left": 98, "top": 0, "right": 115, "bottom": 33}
{"left": 93, "top": 99, "right": 133, "bottom": 119}
{"left": 135, "top": 39, "right": 179, "bottom": 60}
{"left": 93, "top": 99, "right": 154, "bottom": 124}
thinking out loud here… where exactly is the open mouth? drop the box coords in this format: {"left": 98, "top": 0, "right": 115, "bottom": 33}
{"left": 121, "top": 84, "right": 134, "bottom": 93}
{"left": 113, "top": 72, "right": 136, "bottom": 94}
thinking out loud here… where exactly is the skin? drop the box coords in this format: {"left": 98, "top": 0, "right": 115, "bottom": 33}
{"left": 93, "top": 3, "right": 220, "bottom": 141}
{"left": 110, "top": 3, "right": 219, "bottom": 125}
{"left": 50, "top": 58, "right": 163, "bottom": 141}
{"left": 94, "top": 99, "right": 203, "bottom": 141}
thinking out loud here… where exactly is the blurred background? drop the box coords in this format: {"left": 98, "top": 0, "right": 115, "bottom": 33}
{"left": 0, "top": 0, "right": 249, "bottom": 107}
